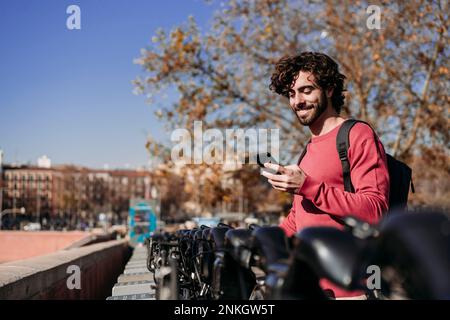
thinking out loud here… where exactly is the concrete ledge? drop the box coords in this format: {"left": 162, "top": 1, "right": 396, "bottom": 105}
{"left": 0, "top": 239, "right": 131, "bottom": 299}
{"left": 64, "top": 231, "right": 119, "bottom": 250}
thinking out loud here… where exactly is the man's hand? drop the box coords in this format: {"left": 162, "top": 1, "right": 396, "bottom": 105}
{"left": 260, "top": 163, "right": 307, "bottom": 194}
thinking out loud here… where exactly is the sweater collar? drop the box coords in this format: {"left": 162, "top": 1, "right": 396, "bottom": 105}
{"left": 310, "top": 122, "right": 344, "bottom": 143}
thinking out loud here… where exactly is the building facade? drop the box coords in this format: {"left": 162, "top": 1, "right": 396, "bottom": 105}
{"left": 0, "top": 164, "right": 155, "bottom": 230}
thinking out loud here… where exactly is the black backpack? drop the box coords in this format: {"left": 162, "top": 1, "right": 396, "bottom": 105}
{"left": 298, "top": 119, "right": 414, "bottom": 212}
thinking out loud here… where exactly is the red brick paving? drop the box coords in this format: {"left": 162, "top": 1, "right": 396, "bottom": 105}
{"left": 0, "top": 231, "right": 91, "bottom": 263}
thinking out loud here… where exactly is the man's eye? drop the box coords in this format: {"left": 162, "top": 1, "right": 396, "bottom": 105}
{"left": 303, "top": 89, "right": 312, "bottom": 94}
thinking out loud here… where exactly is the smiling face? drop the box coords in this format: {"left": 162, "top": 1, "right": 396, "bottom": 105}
{"left": 288, "top": 71, "right": 330, "bottom": 126}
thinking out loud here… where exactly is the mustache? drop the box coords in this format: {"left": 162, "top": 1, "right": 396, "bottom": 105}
{"left": 293, "top": 103, "right": 315, "bottom": 111}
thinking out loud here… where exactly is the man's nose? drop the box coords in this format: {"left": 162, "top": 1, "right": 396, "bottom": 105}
{"left": 292, "top": 94, "right": 305, "bottom": 107}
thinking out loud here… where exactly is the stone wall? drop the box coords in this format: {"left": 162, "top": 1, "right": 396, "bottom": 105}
{"left": 0, "top": 239, "right": 131, "bottom": 299}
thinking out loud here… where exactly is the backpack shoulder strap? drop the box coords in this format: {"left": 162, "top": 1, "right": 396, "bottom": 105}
{"left": 297, "top": 139, "right": 311, "bottom": 165}
{"left": 336, "top": 119, "right": 369, "bottom": 193}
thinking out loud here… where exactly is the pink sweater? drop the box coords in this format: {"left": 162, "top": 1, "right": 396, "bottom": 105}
{"left": 280, "top": 122, "right": 390, "bottom": 297}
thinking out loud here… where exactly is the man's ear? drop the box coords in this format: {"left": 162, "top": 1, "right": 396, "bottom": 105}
{"left": 326, "top": 87, "right": 334, "bottom": 98}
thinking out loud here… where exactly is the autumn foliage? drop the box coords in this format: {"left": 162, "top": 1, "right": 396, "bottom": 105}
{"left": 134, "top": 0, "right": 449, "bottom": 217}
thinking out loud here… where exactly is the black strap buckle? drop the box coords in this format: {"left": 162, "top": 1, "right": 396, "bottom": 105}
{"left": 338, "top": 146, "right": 348, "bottom": 161}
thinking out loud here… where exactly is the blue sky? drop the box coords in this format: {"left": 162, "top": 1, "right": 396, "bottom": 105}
{"left": 0, "top": 0, "right": 218, "bottom": 169}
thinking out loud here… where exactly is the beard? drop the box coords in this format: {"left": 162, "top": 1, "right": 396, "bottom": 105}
{"left": 295, "top": 92, "right": 328, "bottom": 126}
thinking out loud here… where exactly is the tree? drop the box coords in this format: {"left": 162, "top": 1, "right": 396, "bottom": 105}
{"left": 134, "top": 0, "right": 449, "bottom": 210}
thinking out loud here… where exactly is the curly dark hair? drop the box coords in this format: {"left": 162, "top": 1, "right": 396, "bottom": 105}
{"left": 269, "top": 52, "right": 347, "bottom": 114}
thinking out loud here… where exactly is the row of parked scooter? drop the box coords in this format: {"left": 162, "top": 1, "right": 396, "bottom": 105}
{"left": 145, "top": 209, "right": 450, "bottom": 300}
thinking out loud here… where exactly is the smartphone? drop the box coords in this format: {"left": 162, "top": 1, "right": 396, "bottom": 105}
{"left": 257, "top": 152, "right": 282, "bottom": 175}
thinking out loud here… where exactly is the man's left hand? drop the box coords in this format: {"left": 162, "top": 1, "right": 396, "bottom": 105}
{"left": 260, "top": 163, "right": 307, "bottom": 194}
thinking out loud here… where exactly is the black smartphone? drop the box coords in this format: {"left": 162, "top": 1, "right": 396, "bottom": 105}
{"left": 257, "top": 152, "right": 282, "bottom": 175}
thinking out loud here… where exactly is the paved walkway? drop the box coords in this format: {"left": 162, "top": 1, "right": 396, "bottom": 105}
{"left": 106, "top": 245, "right": 156, "bottom": 300}
{"left": 0, "top": 231, "right": 90, "bottom": 263}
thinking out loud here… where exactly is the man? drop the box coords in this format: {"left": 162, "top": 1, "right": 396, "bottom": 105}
{"left": 262, "top": 52, "right": 390, "bottom": 299}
